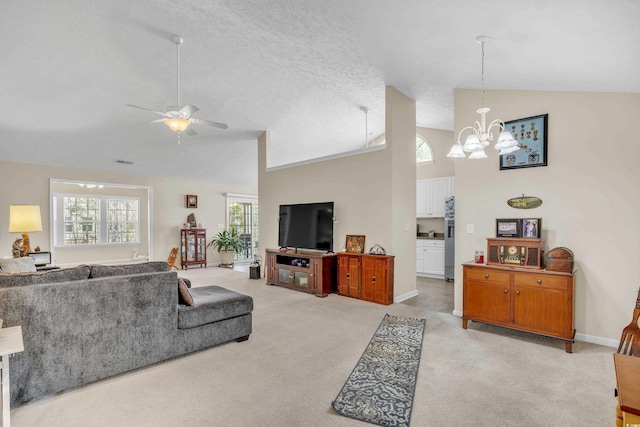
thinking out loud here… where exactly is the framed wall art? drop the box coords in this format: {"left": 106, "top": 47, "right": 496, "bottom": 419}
{"left": 500, "top": 114, "right": 548, "bottom": 170}
{"left": 186, "top": 195, "right": 198, "bottom": 208}
{"left": 345, "top": 235, "right": 365, "bottom": 253}
{"left": 496, "top": 219, "right": 522, "bottom": 238}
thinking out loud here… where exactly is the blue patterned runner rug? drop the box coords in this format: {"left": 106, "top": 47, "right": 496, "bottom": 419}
{"left": 332, "top": 314, "right": 426, "bottom": 427}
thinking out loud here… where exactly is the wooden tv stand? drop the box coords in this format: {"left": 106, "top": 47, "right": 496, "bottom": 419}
{"left": 265, "top": 249, "right": 337, "bottom": 297}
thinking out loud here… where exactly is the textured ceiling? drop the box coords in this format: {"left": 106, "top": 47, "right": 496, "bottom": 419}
{"left": 1, "top": 0, "right": 639, "bottom": 187}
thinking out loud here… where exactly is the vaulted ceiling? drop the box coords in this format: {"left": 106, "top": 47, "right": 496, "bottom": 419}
{"left": 2, "top": 1, "right": 639, "bottom": 187}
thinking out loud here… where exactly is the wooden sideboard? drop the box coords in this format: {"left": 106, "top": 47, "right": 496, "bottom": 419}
{"left": 462, "top": 262, "right": 575, "bottom": 352}
{"left": 337, "top": 253, "right": 394, "bottom": 305}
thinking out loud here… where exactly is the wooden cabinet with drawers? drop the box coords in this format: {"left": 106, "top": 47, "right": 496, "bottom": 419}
{"left": 337, "top": 253, "right": 394, "bottom": 305}
{"left": 462, "top": 262, "right": 575, "bottom": 352}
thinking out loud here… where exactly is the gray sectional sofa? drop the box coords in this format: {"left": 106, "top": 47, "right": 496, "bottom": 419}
{"left": 0, "top": 261, "right": 253, "bottom": 406}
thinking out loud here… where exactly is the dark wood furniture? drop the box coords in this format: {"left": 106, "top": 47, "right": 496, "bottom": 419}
{"left": 614, "top": 353, "right": 640, "bottom": 426}
{"left": 337, "top": 253, "right": 394, "bottom": 305}
{"left": 180, "top": 228, "right": 207, "bottom": 269}
{"left": 486, "top": 237, "right": 545, "bottom": 269}
{"left": 462, "top": 262, "right": 575, "bottom": 352}
{"left": 265, "top": 249, "right": 336, "bottom": 297}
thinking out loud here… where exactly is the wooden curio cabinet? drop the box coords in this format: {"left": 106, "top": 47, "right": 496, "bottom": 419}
{"left": 181, "top": 228, "right": 207, "bottom": 269}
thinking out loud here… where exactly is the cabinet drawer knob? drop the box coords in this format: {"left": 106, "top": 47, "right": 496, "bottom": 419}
{"left": 537, "top": 279, "right": 542, "bottom": 284}
{"left": 346, "top": 273, "right": 350, "bottom": 279}
{"left": 516, "top": 290, "right": 520, "bottom": 295}
{"left": 372, "top": 277, "right": 376, "bottom": 283}
{"left": 485, "top": 274, "right": 489, "bottom": 279}
{"left": 504, "top": 289, "right": 508, "bottom": 294}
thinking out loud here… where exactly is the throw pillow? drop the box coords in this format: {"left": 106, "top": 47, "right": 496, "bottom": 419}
{"left": 0, "top": 257, "right": 37, "bottom": 273}
{"left": 178, "top": 278, "right": 194, "bottom": 306}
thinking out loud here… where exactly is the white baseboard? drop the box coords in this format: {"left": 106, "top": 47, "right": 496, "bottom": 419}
{"left": 394, "top": 290, "right": 419, "bottom": 303}
{"left": 451, "top": 310, "right": 618, "bottom": 348}
{"left": 574, "top": 332, "right": 618, "bottom": 348}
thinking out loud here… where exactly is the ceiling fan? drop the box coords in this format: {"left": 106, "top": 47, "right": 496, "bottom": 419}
{"left": 127, "top": 35, "right": 228, "bottom": 141}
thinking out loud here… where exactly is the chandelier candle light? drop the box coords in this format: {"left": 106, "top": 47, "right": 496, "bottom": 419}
{"left": 447, "top": 36, "right": 519, "bottom": 159}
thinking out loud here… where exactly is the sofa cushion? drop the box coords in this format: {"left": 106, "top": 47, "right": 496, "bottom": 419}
{"left": 178, "top": 279, "right": 194, "bottom": 306}
{"left": 177, "top": 286, "right": 253, "bottom": 329}
{"left": 0, "top": 257, "right": 37, "bottom": 273}
{"left": 89, "top": 262, "right": 169, "bottom": 278}
{"left": 0, "top": 265, "right": 91, "bottom": 288}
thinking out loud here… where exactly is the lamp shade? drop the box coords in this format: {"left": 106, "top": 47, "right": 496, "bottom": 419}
{"left": 446, "top": 141, "right": 466, "bottom": 158}
{"left": 9, "top": 205, "right": 43, "bottom": 233}
{"left": 462, "top": 134, "right": 483, "bottom": 153}
{"left": 468, "top": 149, "right": 488, "bottom": 159}
{"left": 164, "top": 118, "right": 191, "bottom": 132}
{"left": 494, "top": 131, "right": 519, "bottom": 151}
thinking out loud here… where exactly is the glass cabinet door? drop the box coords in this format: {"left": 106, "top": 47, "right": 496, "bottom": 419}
{"left": 294, "top": 271, "right": 309, "bottom": 288}
{"left": 278, "top": 268, "right": 291, "bottom": 284}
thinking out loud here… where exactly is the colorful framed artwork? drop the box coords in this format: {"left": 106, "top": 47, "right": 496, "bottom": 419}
{"left": 186, "top": 195, "right": 198, "bottom": 208}
{"left": 522, "top": 218, "right": 542, "bottom": 238}
{"left": 345, "top": 235, "right": 365, "bottom": 253}
{"left": 500, "top": 114, "right": 548, "bottom": 170}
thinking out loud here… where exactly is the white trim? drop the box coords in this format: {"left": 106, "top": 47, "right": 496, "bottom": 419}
{"left": 417, "top": 272, "right": 445, "bottom": 280}
{"left": 394, "top": 289, "right": 419, "bottom": 303}
{"left": 450, "top": 311, "right": 619, "bottom": 348}
{"left": 266, "top": 144, "right": 386, "bottom": 172}
{"left": 575, "top": 332, "right": 618, "bottom": 348}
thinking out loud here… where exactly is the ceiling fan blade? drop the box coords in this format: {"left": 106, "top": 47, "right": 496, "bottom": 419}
{"left": 126, "top": 104, "right": 170, "bottom": 117}
{"left": 185, "top": 126, "right": 197, "bottom": 136}
{"left": 192, "top": 117, "right": 228, "bottom": 130}
{"left": 137, "top": 118, "right": 166, "bottom": 125}
{"left": 180, "top": 104, "right": 199, "bottom": 116}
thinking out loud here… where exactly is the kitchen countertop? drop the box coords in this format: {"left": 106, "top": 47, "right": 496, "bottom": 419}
{"left": 417, "top": 233, "right": 445, "bottom": 240}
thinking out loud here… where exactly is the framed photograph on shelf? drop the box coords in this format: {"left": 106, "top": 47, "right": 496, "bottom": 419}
{"left": 496, "top": 219, "right": 522, "bottom": 238}
{"left": 186, "top": 195, "right": 198, "bottom": 208}
{"left": 345, "top": 235, "right": 365, "bottom": 253}
{"left": 500, "top": 114, "right": 548, "bottom": 170}
{"left": 522, "top": 218, "right": 542, "bottom": 238}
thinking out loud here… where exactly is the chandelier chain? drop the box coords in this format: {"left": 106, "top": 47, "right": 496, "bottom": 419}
{"left": 481, "top": 40, "right": 485, "bottom": 108}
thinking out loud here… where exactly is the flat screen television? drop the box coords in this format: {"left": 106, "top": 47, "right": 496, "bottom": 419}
{"left": 278, "top": 202, "right": 334, "bottom": 252}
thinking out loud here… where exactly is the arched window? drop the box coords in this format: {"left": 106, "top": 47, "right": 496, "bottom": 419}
{"left": 416, "top": 133, "right": 433, "bottom": 164}
{"left": 376, "top": 133, "right": 434, "bottom": 163}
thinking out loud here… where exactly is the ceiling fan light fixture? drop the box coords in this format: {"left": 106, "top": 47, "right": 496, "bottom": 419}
{"left": 164, "top": 118, "right": 191, "bottom": 132}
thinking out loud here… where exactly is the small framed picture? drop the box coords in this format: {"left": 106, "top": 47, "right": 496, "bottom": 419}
{"left": 496, "top": 219, "right": 522, "bottom": 238}
{"left": 186, "top": 195, "right": 198, "bottom": 208}
{"left": 345, "top": 235, "right": 365, "bottom": 253}
{"left": 522, "top": 218, "right": 542, "bottom": 238}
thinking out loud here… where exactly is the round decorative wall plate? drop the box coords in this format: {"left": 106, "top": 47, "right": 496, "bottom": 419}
{"left": 507, "top": 195, "right": 542, "bottom": 209}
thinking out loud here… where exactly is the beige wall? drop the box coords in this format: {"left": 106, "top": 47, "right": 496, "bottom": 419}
{"left": 416, "top": 127, "right": 454, "bottom": 234}
{"left": 453, "top": 88, "right": 640, "bottom": 343}
{"left": 258, "top": 86, "right": 418, "bottom": 299}
{"left": 0, "top": 160, "right": 256, "bottom": 265}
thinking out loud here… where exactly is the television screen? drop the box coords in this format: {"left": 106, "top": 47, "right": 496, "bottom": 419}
{"left": 278, "top": 202, "right": 334, "bottom": 251}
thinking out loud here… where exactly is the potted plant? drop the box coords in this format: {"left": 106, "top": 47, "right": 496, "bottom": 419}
{"left": 207, "top": 227, "right": 244, "bottom": 267}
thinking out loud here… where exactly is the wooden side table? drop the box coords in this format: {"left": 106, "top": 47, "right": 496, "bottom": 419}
{"left": 614, "top": 353, "right": 640, "bottom": 427}
{"left": 0, "top": 326, "right": 24, "bottom": 427}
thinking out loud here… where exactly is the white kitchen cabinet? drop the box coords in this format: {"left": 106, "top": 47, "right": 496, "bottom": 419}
{"left": 416, "top": 239, "right": 445, "bottom": 278}
{"left": 416, "top": 176, "right": 454, "bottom": 218}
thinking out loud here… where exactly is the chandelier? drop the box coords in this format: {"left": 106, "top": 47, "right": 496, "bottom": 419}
{"left": 447, "top": 36, "right": 518, "bottom": 159}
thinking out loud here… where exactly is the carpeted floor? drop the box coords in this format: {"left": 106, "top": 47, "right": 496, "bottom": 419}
{"left": 11, "top": 268, "right": 615, "bottom": 426}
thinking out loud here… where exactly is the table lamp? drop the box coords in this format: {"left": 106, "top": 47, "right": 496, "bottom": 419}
{"left": 9, "top": 205, "right": 43, "bottom": 257}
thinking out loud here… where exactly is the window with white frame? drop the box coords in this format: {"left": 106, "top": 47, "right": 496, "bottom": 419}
{"left": 55, "top": 195, "right": 140, "bottom": 246}
{"left": 416, "top": 133, "right": 434, "bottom": 163}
